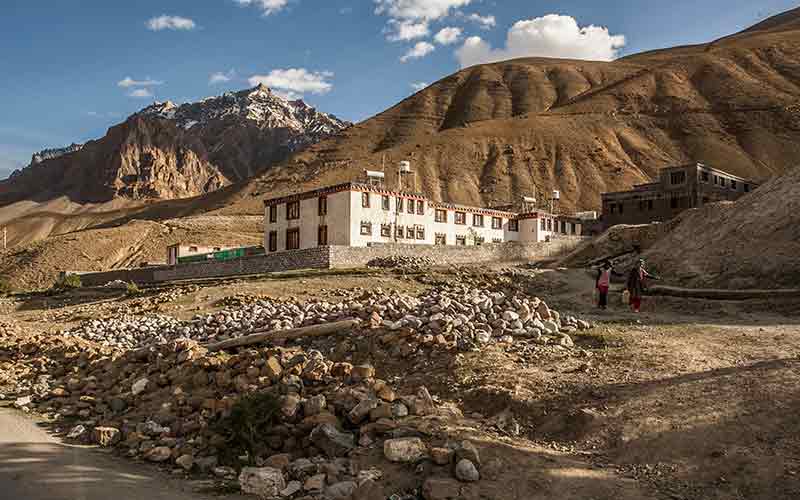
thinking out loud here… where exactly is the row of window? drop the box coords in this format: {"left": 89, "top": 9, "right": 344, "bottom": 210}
{"left": 609, "top": 196, "right": 688, "bottom": 213}
{"left": 700, "top": 171, "right": 750, "bottom": 192}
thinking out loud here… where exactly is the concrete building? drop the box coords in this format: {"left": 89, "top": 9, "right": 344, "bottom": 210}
{"left": 601, "top": 163, "right": 758, "bottom": 227}
{"left": 263, "top": 182, "right": 583, "bottom": 253}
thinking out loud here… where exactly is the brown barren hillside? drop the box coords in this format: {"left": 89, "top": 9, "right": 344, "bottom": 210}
{"left": 227, "top": 8, "right": 800, "bottom": 216}
{"left": 0, "top": 216, "right": 264, "bottom": 290}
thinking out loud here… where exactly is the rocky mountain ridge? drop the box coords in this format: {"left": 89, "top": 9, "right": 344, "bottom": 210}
{"left": 0, "top": 85, "right": 349, "bottom": 205}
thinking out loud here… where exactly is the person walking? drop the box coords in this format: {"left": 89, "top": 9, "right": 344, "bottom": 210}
{"left": 626, "top": 259, "right": 659, "bottom": 313}
{"left": 595, "top": 260, "right": 621, "bottom": 310}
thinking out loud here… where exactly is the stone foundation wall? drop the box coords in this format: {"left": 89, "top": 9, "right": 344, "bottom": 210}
{"left": 328, "top": 238, "right": 585, "bottom": 268}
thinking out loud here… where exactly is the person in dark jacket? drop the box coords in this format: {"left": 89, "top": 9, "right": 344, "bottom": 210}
{"left": 595, "top": 260, "right": 622, "bottom": 310}
{"left": 626, "top": 259, "right": 659, "bottom": 313}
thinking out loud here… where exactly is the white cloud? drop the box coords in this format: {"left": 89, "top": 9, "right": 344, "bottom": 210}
{"left": 374, "top": 0, "right": 473, "bottom": 21}
{"left": 456, "top": 14, "right": 626, "bottom": 68}
{"left": 235, "top": 0, "right": 289, "bottom": 16}
{"left": 128, "top": 88, "right": 154, "bottom": 98}
{"left": 434, "top": 26, "right": 462, "bottom": 45}
{"left": 247, "top": 68, "right": 334, "bottom": 95}
{"left": 400, "top": 41, "right": 435, "bottom": 62}
{"left": 209, "top": 70, "right": 237, "bottom": 85}
{"left": 410, "top": 82, "right": 428, "bottom": 92}
{"left": 461, "top": 12, "right": 496, "bottom": 29}
{"left": 117, "top": 77, "right": 164, "bottom": 88}
{"left": 273, "top": 90, "right": 302, "bottom": 100}
{"left": 146, "top": 15, "right": 197, "bottom": 31}
{"left": 385, "top": 19, "right": 430, "bottom": 41}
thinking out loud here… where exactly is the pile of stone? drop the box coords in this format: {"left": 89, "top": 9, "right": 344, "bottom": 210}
{"left": 367, "top": 255, "right": 435, "bottom": 271}
{"left": 3, "top": 333, "right": 480, "bottom": 499}
{"left": 62, "top": 314, "right": 189, "bottom": 350}
{"left": 61, "top": 285, "right": 593, "bottom": 352}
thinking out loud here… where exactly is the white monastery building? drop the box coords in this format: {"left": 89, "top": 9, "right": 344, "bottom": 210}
{"left": 263, "top": 182, "right": 583, "bottom": 253}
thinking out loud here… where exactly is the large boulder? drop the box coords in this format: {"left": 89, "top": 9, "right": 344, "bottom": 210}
{"left": 383, "top": 437, "right": 427, "bottom": 463}
{"left": 239, "top": 467, "right": 286, "bottom": 499}
{"left": 309, "top": 423, "right": 355, "bottom": 458}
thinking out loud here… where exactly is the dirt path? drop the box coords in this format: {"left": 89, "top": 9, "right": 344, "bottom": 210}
{"left": 0, "top": 408, "right": 220, "bottom": 500}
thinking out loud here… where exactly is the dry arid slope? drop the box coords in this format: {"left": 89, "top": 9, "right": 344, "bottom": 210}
{"left": 228, "top": 8, "right": 800, "bottom": 215}
{"left": 0, "top": 216, "right": 263, "bottom": 290}
{"left": 643, "top": 165, "right": 800, "bottom": 289}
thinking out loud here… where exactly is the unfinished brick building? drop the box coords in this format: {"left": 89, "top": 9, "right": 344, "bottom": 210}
{"left": 601, "top": 163, "right": 758, "bottom": 228}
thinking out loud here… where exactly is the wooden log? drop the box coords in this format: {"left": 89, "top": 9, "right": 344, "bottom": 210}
{"left": 203, "top": 319, "right": 361, "bottom": 352}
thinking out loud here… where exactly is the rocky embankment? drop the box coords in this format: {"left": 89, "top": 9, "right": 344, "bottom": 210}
{"left": 1, "top": 281, "right": 594, "bottom": 499}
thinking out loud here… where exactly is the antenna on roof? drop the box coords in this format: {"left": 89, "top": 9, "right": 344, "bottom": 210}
{"left": 398, "top": 161, "right": 413, "bottom": 191}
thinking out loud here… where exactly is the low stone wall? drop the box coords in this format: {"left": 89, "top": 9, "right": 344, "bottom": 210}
{"left": 75, "top": 247, "right": 331, "bottom": 287}
{"left": 72, "top": 238, "right": 584, "bottom": 286}
{"left": 328, "top": 237, "right": 585, "bottom": 268}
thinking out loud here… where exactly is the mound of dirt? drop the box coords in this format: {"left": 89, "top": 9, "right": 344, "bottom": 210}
{"left": 644, "top": 166, "right": 800, "bottom": 288}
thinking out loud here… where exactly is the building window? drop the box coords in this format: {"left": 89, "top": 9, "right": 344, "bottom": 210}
{"left": 619, "top": 203, "right": 624, "bottom": 214}
{"left": 435, "top": 233, "right": 446, "bottom": 245}
{"left": 731, "top": 180, "right": 737, "bottom": 190}
{"left": 454, "top": 211, "right": 466, "bottom": 225}
{"left": 361, "top": 192, "right": 370, "bottom": 208}
{"left": 670, "top": 171, "right": 686, "bottom": 185}
{"left": 435, "top": 209, "right": 447, "bottom": 223}
{"left": 561, "top": 221, "right": 567, "bottom": 234}
{"left": 318, "top": 196, "right": 328, "bottom": 216}
{"left": 397, "top": 197, "right": 404, "bottom": 212}
{"left": 648, "top": 200, "right": 654, "bottom": 210}
{"left": 475, "top": 236, "right": 485, "bottom": 246}
{"left": 189, "top": 246, "right": 198, "bottom": 252}
{"left": 492, "top": 217, "right": 502, "bottom": 229}
{"left": 609, "top": 204, "right": 616, "bottom": 214}
{"left": 406, "top": 227, "right": 415, "bottom": 239}
{"left": 670, "top": 197, "right": 679, "bottom": 209}
{"left": 396, "top": 226, "right": 404, "bottom": 239}
{"left": 381, "top": 224, "right": 392, "bottom": 237}
{"left": 286, "top": 228, "right": 300, "bottom": 250}
{"left": 318, "top": 225, "right": 328, "bottom": 246}
{"left": 541, "top": 219, "right": 546, "bottom": 231}
{"left": 744, "top": 184, "right": 750, "bottom": 193}
{"left": 492, "top": 238, "right": 503, "bottom": 243}
{"left": 473, "top": 214, "right": 484, "bottom": 227}
{"left": 456, "top": 236, "right": 467, "bottom": 246}
{"left": 360, "top": 222, "right": 372, "bottom": 236}
{"left": 407, "top": 199, "right": 415, "bottom": 214}
{"left": 547, "top": 219, "right": 552, "bottom": 231}
{"left": 639, "top": 200, "right": 646, "bottom": 211}
{"left": 570, "top": 223, "right": 577, "bottom": 235}
{"left": 382, "top": 195, "right": 390, "bottom": 211}
{"left": 713, "top": 175, "right": 719, "bottom": 185}
{"left": 287, "top": 201, "right": 300, "bottom": 220}
{"left": 268, "top": 232, "right": 277, "bottom": 253}
{"left": 417, "top": 201, "right": 425, "bottom": 215}
{"left": 508, "top": 220, "right": 519, "bottom": 232}
{"left": 416, "top": 226, "right": 425, "bottom": 240}
{"left": 269, "top": 205, "right": 277, "bottom": 223}
{"left": 701, "top": 171, "right": 709, "bottom": 183}
{"left": 720, "top": 177, "right": 727, "bottom": 188}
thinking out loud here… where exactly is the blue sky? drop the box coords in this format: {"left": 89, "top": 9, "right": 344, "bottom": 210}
{"left": 1, "top": 0, "right": 797, "bottom": 178}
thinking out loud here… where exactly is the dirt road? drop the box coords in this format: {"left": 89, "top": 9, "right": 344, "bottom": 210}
{"left": 0, "top": 408, "right": 218, "bottom": 500}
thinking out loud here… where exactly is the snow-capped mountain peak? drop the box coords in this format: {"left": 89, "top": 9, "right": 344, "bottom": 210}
{"left": 136, "top": 85, "right": 350, "bottom": 143}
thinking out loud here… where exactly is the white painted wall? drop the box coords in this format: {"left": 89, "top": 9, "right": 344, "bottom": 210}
{"left": 263, "top": 186, "right": 581, "bottom": 251}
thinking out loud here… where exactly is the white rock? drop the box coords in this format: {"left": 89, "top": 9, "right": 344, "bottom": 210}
{"left": 239, "top": 467, "right": 286, "bottom": 498}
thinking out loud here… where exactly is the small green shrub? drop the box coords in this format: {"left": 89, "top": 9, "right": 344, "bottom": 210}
{"left": 126, "top": 282, "right": 141, "bottom": 296}
{"left": 60, "top": 274, "right": 82, "bottom": 289}
{"left": 215, "top": 391, "right": 281, "bottom": 464}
